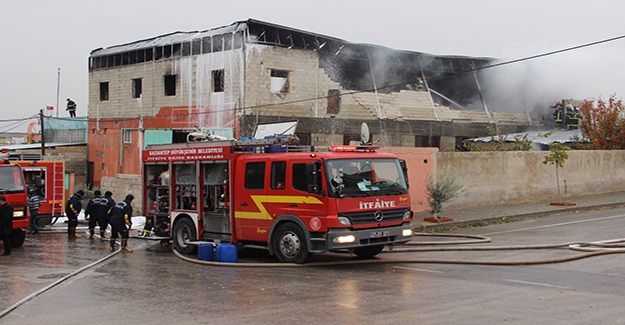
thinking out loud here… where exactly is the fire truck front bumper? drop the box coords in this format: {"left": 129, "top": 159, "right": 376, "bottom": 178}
{"left": 324, "top": 223, "right": 414, "bottom": 252}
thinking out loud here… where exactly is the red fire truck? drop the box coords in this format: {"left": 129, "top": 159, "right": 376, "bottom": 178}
{"left": 142, "top": 137, "right": 414, "bottom": 263}
{"left": 11, "top": 154, "right": 65, "bottom": 226}
{"left": 0, "top": 153, "right": 29, "bottom": 247}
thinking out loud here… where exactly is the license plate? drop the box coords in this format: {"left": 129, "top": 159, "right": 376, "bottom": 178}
{"left": 369, "top": 230, "right": 390, "bottom": 238}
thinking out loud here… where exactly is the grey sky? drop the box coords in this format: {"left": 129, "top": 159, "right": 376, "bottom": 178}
{"left": 1, "top": 0, "right": 624, "bottom": 132}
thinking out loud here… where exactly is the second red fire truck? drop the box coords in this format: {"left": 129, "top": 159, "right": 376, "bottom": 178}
{"left": 142, "top": 137, "right": 414, "bottom": 263}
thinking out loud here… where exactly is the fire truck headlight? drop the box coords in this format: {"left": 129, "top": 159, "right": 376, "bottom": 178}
{"left": 338, "top": 217, "right": 351, "bottom": 226}
{"left": 332, "top": 235, "right": 356, "bottom": 244}
{"left": 13, "top": 210, "right": 24, "bottom": 217}
{"left": 402, "top": 211, "right": 412, "bottom": 220}
{"left": 402, "top": 228, "right": 413, "bottom": 237}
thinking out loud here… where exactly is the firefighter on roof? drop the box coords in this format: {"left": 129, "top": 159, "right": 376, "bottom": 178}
{"left": 109, "top": 194, "right": 134, "bottom": 253}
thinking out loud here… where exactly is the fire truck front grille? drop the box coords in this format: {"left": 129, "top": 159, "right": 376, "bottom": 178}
{"left": 339, "top": 208, "right": 408, "bottom": 225}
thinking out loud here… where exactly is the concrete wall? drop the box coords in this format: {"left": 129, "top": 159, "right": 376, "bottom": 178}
{"left": 435, "top": 150, "right": 625, "bottom": 209}
{"left": 100, "top": 174, "right": 143, "bottom": 216}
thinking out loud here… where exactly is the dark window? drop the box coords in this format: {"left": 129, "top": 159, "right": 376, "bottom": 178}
{"left": 132, "top": 78, "right": 142, "bottom": 98}
{"left": 192, "top": 39, "right": 201, "bottom": 55}
{"left": 233, "top": 32, "right": 243, "bottom": 49}
{"left": 172, "top": 43, "right": 181, "bottom": 57}
{"left": 137, "top": 50, "right": 145, "bottom": 63}
{"left": 224, "top": 34, "right": 232, "bottom": 51}
{"left": 182, "top": 42, "right": 192, "bottom": 56}
{"left": 415, "top": 135, "right": 441, "bottom": 148}
{"left": 270, "top": 161, "right": 286, "bottom": 190}
{"left": 164, "top": 75, "right": 176, "bottom": 96}
{"left": 202, "top": 37, "right": 212, "bottom": 54}
{"left": 213, "top": 70, "right": 224, "bottom": 93}
{"left": 245, "top": 162, "right": 265, "bottom": 190}
{"left": 155, "top": 46, "right": 163, "bottom": 60}
{"left": 296, "top": 133, "right": 311, "bottom": 146}
{"left": 213, "top": 35, "right": 223, "bottom": 52}
{"left": 327, "top": 89, "right": 340, "bottom": 114}
{"left": 99, "top": 82, "right": 109, "bottom": 101}
{"left": 145, "top": 49, "right": 153, "bottom": 61}
{"left": 163, "top": 45, "right": 172, "bottom": 58}
{"left": 455, "top": 136, "right": 470, "bottom": 151}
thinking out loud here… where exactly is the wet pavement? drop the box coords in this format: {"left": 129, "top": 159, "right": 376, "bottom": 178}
{"left": 413, "top": 190, "right": 625, "bottom": 230}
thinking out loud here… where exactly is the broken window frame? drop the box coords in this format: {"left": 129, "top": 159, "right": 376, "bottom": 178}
{"left": 270, "top": 69, "right": 290, "bottom": 98}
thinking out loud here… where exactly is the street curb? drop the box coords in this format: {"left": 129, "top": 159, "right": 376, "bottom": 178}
{"left": 413, "top": 202, "right": 625, "bottom": 232}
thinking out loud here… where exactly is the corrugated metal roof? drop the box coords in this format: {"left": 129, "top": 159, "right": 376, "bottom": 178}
{"left": 91, "top": 22, "right": 244, "bottom": 57}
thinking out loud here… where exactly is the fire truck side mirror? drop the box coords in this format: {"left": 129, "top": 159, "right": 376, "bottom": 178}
{"left": 399, "top": 159, "right": 409, "bottom": 188}
{"left": 305, "top": 161, "right": 325, "bottom": 196}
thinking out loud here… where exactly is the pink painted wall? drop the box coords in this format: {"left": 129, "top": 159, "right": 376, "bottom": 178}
{"left": 378, "top": 147, "right": 438, "bottom": 213}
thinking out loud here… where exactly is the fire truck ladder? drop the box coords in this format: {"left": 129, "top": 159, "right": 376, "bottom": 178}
{"left": 50, "top": 159, "right": 65, "bottom": 225}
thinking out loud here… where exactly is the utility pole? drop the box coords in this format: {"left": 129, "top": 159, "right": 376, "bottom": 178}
{"left": 40, "top": 109, "right": 45, "bottom": 155}
{"left": 56, "top": 68, "right": 61, "bottom": 118}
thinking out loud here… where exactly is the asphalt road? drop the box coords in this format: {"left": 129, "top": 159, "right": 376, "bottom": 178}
{"left": 2, "top": 207, "right": 625, "bottom": 324}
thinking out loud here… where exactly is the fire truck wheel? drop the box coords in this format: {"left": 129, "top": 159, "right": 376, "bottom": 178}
{"left": 354, "top": 245, "right": 384, "bottom": 258}
{"left": 173, "top": 218, "right": 197, "bottom": 254}
{"left": 11, "top": 228, "right": 26, "bottom": 247}
{"left": 272, "top": 223, "right": 312, "bottom": 264}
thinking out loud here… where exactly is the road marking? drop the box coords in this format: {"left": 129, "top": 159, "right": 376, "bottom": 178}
{"left": 503, "top": 279, "right": 569, "bottom": 289}
{"left": 480, "top": 214, "right": 625, "bottom": 236}
{"left": 393, "top": 266, "right": 444, "bottom": 273}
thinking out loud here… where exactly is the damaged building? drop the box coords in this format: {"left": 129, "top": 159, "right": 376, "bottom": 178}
{"left": 87, "top": 18, "right": 536, "bottom": 188}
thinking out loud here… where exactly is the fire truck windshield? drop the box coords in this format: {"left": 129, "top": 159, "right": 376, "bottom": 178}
{"left": 325, "top": 158, "right": 408, "bottom": 198}
{"left": 0, "top": 165, "right": 26, "bottom": 194}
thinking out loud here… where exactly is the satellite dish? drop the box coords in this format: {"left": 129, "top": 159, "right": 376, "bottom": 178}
{"left": 360, "top": 122, "right": 371, "bottom": 145}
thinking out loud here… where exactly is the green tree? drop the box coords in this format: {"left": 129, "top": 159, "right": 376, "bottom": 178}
{"left": 579, "top": 94, "right": 625, "bottom": 149}
{"left": 542, "top": 143, "right": 570, "bottom": 201}
{"left": 425, "top": 169, "right": 464, "bottom": 215}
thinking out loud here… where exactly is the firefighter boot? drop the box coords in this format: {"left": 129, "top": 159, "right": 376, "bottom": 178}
{"left": 110, "top": 238, "right": 116, "bottom": 252}
{"left": 88, "top": 228, "right": 95, "bottom": 239}
{"left": 121, "top": 239, "right": 133, "bottom": 253}
{"left": 100, "top": 230, "right": 108, "bottom": 242}
{"left": 141, "top": 229, "right": 150, "bottom": 237}
{"left": 68, "top": 227, "right": 82, "bottom": 239}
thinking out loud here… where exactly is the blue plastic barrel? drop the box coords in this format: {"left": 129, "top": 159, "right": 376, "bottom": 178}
{"left": 216, "top": 244, "right": 238, "bottom": 263}
{"left": 264, "top": 135, "right": 287, "bottom": 153}
{"left": 198, "top": 243, "right": 214, "bottom": 261}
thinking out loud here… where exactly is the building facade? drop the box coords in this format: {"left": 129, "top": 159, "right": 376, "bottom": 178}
{"left": 88, "top": 19, "right": 536, "bottom": 190}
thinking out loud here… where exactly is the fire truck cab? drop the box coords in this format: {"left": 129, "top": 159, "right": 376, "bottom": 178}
{"left": 142, "top": 138, "right": 414, "bottom": 263}
{"left": 0, "top": 152, "right": 29, "bottom": 247}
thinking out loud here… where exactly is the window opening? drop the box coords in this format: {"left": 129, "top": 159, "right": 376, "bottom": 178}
{"left": 132, "top": 78, "right": 142, "bottom": 98}
{"left": 123, "top": 129, "right": 133, "bottom": 144}
{"left": 212, "top": 69, "right": 224, "bottom": 93}
{"left": 164, "top": 75, "right": 176, "bottom": 96}
{"left": 271, "top": 69, "right": 289, "bottom": 98}
{"left": 100, "top": 82, "right": 109, "bottom": 101}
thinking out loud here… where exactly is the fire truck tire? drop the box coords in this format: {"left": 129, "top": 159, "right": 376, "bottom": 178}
{"left": 354, "top": 245, "right": 384, "bottom": 258}
{"left": 11, "top": 228, "right": 26, "bottom": 247}
{"left": 272, "top": 223, "right": 312, "bottom": 264}
{"left": 173, "top": 218, "right": 197, "bottom": 254}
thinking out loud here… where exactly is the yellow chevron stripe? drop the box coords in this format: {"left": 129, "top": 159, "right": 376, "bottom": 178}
{"left": 234, "top": 195, "right": 323, "bottom": 220}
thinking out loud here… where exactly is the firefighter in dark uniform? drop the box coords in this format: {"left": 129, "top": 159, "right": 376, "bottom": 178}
{"left": 101, "top": 191, "right": 115, "bottom": 241}
{"left": 66, "top": 98, "right": 77, "bottom": 117}
{"left": 85, "top": 190, "right": 114, "bottom": 240}
{"left": 109, "top": 194, "right": 134, "bottom": 253}
{"left": 65, "top": 190, "right": 84, "bottom": 238}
